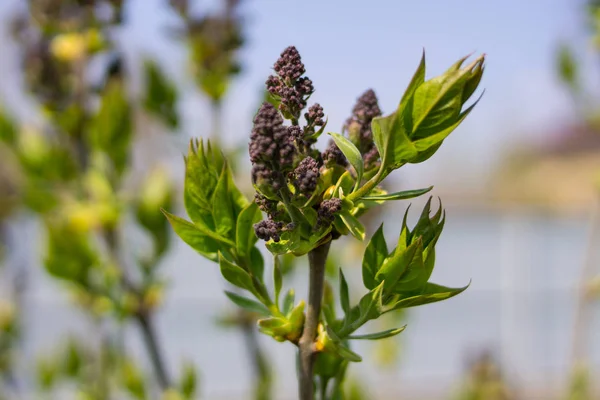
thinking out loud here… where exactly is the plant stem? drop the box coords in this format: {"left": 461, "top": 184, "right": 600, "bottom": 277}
{"left": 241, "top": 315, "right": 272, "bottom": 400}
{"left": 298, "top": 241, "right": 331, "bottom": 400}
{"left": 137, "top": 311, "right": 171, "bottom": 390}
{"left": 104, "top": 228, "right": 171, "bottom": 390}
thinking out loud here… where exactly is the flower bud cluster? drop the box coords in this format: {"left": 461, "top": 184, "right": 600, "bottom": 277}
{"left": 266, "top": 46, "right": 314, "bottom": 122}
{"left": 251, "top": 46, "right": 346, "bottom": 243}
{"left": 344, "top": 89, "right": 382, "bottom": 169}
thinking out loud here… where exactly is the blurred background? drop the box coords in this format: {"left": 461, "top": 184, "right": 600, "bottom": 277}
{"left": 0, "top": 0, "right": 599, "bottom": 399}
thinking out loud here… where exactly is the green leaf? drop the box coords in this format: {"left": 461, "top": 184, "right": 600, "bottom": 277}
{"left": 143, "top": 59, "right": 179, "bottom": 129}
{"left": 339, "top": 211, "right": 365, "bottom": 240}
{"left": 357, "top": 281, "right": 385, "bottom": 324}
{"left": 249, "top": 246, "right": 265, "bottom": 280}
{"left": 282, "top": 289, "right": 295, "bottom": 315}
{"left": 362, "top": 224, "right": 388, "bottom": 290}
{"left": 329, "top": 132, "right": 364, "bottom": 192}
{"left": 411, "top": 55, "right": 485, "bottom": 140}
{"left": 557, "top": 44, "right": 578, "bottom": 91}
{"left": 339, "top": 268, "right": 350, "bottom": 314}
{"left": 388, "top": 281, "right": 470, "bottom": 311}
{"left": 372, "top": 112, "right": 415, "bottom": 173}
{"left": 184, "top": 139, "right": 219, "bottom": 229}
{"left": 212, "top": 162, "right": 235, "bottom": 239}
{"left": 412, "top": 92, "right": 483, "bottom": 155}
{"left": 224, "top": 291, "right": 270, "bottom": 316}
{"left": 348, "top": 326, "right": 406, "bottom": 340}
{"left": 88, "top": 80, "right": 132, "bottom": 174}
{"left": 163, "top": 210, "right": 224, "bottom": 261}
{"left": 179, "top": 362, "right": 197, "bottom": 400}
{"left": 219, "top": 253, "right": 256, "bottom": 294}
{"left": 361, "top": 186, "right": 433, "bottom": 201}
{"left": 325, "top": 327, "right": 362, "bottom": 362}
{"left": 376, "top": 238, "right": 422, "bottom": 292}
{"left": 273, "top": 255, "right": 283, "bottom": 307}
{"left": 235, "top": 202, "right": 261, "bottom": 258}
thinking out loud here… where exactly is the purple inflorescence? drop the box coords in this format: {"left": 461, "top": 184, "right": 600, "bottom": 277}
{"left": 265, "top": 46, "right": 314, "bottom": 120}
{"left": 344, "top": 89, "right": 382, "bottom": 162}
{"left": 317, "top": 198, "right": 342, "bottom": 226}
{"left": 322, "top": 141, "right": 347, "bottom": 168}
{"left": 293, "top": 156, "right": 320, "bottom": 196}
{"left": 254, "top": 219, "right": 284, "bottom": 242}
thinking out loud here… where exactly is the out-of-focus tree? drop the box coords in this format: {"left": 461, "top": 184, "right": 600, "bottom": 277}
{"left": 0, "top": 0, "right": 199, "bottom": 398}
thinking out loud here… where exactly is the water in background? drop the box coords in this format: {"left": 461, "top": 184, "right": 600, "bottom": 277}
{"left": 10, "top": 205, "right": 600, "bottom": 399}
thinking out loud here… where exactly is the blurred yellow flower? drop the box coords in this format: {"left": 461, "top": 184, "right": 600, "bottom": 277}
{"left": 140, "top": 166, "right": 172, "bottom": 210}
{"left": 50, "top": 33, "right": 87, "bottom": 62}
{"left": 85, "top": 28, "right": 105, "bottom": 53}
{"left": 18, "top": 125, "right": 48, "bottom": 164}
{"left": 92, "top": 296, "right": 113, "bottom": 316}
{"left": 0, "top": 300, "right": 15, "bottom": 331}
{"left": 143, "top": 284, "right": 164, "bottom": 310}
{"left": 161, "top": 388, "right": 184, "bottom": 400}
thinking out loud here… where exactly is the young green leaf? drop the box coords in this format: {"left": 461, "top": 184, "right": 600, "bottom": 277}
{"left": 249, "top": 246, "right": 265, "bottom": 280}
{"left": 361, "top": 186, "right": 433, "bottom": 201}
{"left": 339, "top": 211, "right": 365, "bottom": 240}
{"left": 324, "top": 326, "right": 362, "bottom": 362}
{"left": 282, "top": 289, "right": 295, "bottom": 315}
{"left": 273, "top": 255, "right": 283, "bottom": 307}
{"left": 224, "top": 291, "right": 270, "bottom": 316}
{"left": 235, "top": 202, "right": 261, "bottom": 258}
{"left": 162, "top": 210, "right": 221, "bottom": 261}
{"left": 212, "top": 162, "right": 235, "bottom": 239}
{"left": 184, "top": 139, "right": 218, "bottom": 230}
{"left": 348, "top": 326, "right": 406, "bottom": 340}
{"left": 362, "top": 224, "right": 388, "bottom": 290}
{"left": 219, "top": 254, "right": 256, "bottom": 295}
{"left": 329, "top": 132, "right": 364, "bottom": 192}
{"left": 179, "top": 362, "right": 197, "bottom": 400}
{"left": 376, "top": 238, "right": 423, "bottom": 292}
{"left": 388, "top": 281, "right": 470, "bottom": 311}
{"left": 356, "top": 281, "right": 385, "bottom": 325}
{"left": 339, "top": 268, "right": 350, "bottom": 314}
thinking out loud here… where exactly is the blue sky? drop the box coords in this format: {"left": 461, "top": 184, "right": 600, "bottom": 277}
{"left": 0, "top": 0, "right": 592, "bottom": 186}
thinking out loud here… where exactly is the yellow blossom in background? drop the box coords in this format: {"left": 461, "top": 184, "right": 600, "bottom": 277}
{"left": 50, "top": 32, "right": 87, "bottom": 62}
{"left": 18, "top": 125, "right": 48, "bottom": 165}
{"left": 84, "top": 28, "right": 105, "bottom": 53}
{"left": 0, "top": 300, "right": 15, "bottom": 331}
{"left": 122, "top": 293, "right": 140, "bottom": 315}
{"left": 162, "top": 388, "right": 184, "bottom": 400}
{"left": 586, "top": 275, "right": 600, "bottom": 300}
{"left": 66, "top": 202, "right": 101, "bottom": 233}
{"left": 143, "top": 284, "right": 164, "bottom": 310}
{"left": 140, "top": 166, "right": 172, "bottom": 210}
{"left": 92, "top": 296, "right": 113, "bottom": 316}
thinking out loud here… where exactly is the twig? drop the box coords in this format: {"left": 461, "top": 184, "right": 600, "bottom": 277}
{"left": 298, "top": 241, "right": 331, "bottom": 400}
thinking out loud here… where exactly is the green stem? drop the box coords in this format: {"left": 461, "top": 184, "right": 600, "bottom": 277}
{"left": 347, "top": 165, "right": 387, "bottom": 202}
{"left": 298, "top": 241, "right": 331, "bottom": 400}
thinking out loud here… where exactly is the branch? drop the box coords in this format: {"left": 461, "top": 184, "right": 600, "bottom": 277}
{"left": 298, "top": 241, "right": 331, "bottom": 400}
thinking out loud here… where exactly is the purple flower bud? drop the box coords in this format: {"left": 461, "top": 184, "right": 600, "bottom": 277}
{"left": 288, "top": 125, "right": 303, "bottom": 142}
{"left": 249, "top": 102, "right": 296, "bottom": 170}
{"left": 293, "top": 157, "right": 320, "bottom": 196}
{"left": 254, "top": 193, "right": 279, "bottom": 217}
{"left": 322, "top": 141, "right": 347, "bottom": 168}
{"left": 273, "top": 46, "right": 305, "bottom": 83}
{"left": 317, "top": 198, "right": 342, "bottom": 227}
{"left": 254, "top": 219, "right": 284, "bottom": 242}
{"left": 363, "top": 146, "right": 380, "bottom": 170}
{"left": 305, "top": 103, "right": 325, "bottom": 127}
{"left": 344, "top": 89, "right": 383, "bottom": 163}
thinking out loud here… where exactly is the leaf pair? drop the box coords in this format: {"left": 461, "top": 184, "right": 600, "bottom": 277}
{"left": 372, "top": 52, "right": 485, "bottom": 177}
